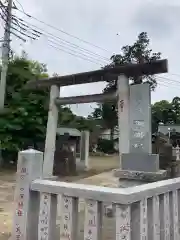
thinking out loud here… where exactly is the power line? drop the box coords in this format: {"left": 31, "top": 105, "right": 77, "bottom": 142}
{"left": 11, "top": 24, "right": 36, "bottom": 40}
{"left": 49, "top": 43, "right": 104, "bottom": 66}
{"left": 0, "top": 8, "right": 104, "bottom": 65}
{"left": 0, "top": 4, "right": 40, "bottom": 41}
{"left": 0, "top": 11, "right": 5, "bottom": 29}
{"left": 157, "top": 77, "right": 180, "bottom": 90}
{"left": 12, "top": 18, "right": 41, "bottom": 38}
{"left": 0, "top": 6, "right": 106, "bottom": 66}
{"left": 158, "top": 82, "right": 180, "bottom": 90}
{"left": 0, "top": 11, "right": 107, "bottom": 66}
{"left": 13, "top": 3, "right": 113, "bottom": 54}
{"left": 47, "top": 39, "right": 106, "bottom": 65}
{"left": 158, "top": 76, "right": 180, "bottom": 84}
{"left": 11, "top": 24, "right": 105, "bottom": 65}
{"left": 12, "top": 16, "right": 110, "bottom": 63}
{"left": 168, "top": 72, "right": 180, "bottom": 77}
{"left": 13, "top": 0, "right": 25, "bottom": 12}
{"left": 0, "top": 5, "right": 110, "bottom": 65}
{"left": 0, "top": 11, "right": 31, "bottom": 41}
{"left": 157, "top": 76, "right": 180, "bottom": 90}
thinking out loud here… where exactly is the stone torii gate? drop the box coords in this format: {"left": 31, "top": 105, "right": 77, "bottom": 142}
{"left": 25, "top": 59, "right": 168, "bottom": 179}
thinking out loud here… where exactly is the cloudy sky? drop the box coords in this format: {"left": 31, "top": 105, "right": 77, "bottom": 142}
{"left": 2, "top": 0, "right": 180, "bottom": 116}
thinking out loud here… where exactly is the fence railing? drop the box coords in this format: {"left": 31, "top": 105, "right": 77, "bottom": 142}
{"left": 11, "top": 149, "right": 180, "bottom": 240}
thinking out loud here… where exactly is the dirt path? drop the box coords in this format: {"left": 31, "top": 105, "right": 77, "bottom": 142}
{"left": 0, "top": 156, "right": 119, "bottom": 239}
{"left": 0, "top": 172, "right": 15, "bottom": 239}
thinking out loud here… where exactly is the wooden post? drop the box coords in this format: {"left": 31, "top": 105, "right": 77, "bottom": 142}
{"left": 43, "top": 85, "right": 60, "bottom": 177}
{"left": 11, "top": 149, "right": 43, "bottom": 240}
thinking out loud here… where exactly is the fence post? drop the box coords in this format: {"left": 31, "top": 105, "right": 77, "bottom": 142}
{"left": 11, "top": 149, "right": 43, "bottom": 240}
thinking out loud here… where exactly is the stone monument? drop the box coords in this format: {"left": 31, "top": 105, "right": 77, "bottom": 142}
{"left": 53, "top": 133, "right": 76, "bottom": 176}
{"left": 114, "top": 83, "right": 168, "bottom": 187}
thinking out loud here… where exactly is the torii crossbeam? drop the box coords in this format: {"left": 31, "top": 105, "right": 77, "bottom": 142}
{"left": 26, "top": 59, "right": 167, "bottom": 89}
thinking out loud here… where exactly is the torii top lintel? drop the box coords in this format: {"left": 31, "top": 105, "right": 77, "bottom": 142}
{"left": 25, "top": 59, "right": 168, "bottom": 89}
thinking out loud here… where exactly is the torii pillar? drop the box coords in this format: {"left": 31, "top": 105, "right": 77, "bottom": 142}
{"left": 43, "top": 85, "right": 60, "bottom": 178}
{"left": 117, "top": 74, "right": 130, "bottom": 166}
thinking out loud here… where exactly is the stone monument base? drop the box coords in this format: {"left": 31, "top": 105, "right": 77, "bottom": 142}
{"left": 104, "top": 169, "right": 168, "bottom": 217}
{"left": 121, "top": 153, "right": 159, "bottom": 172}
{"left": 43, "top": 176, "right": 59, "bottom": 181}
{"left": 113, "top": 169, "right": 169, "bottom": 187}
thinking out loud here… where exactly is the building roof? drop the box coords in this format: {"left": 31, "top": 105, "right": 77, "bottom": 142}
{"left": 158, "top": 124, "right": 180, "bottom": 135}
{"left": 56, "top": 127, "right": 81, "bottom": 137}
{"left": 158, "top": 124, "right": 180, "bottom": 127}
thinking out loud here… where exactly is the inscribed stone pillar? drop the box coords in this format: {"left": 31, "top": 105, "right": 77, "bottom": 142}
{"left": 12, "top": 149, "right": 43, "bottom": 240}
{"left": 43, "top": 85, "right": 60, "bottom": 177}
{"left": 129, "top": 83, "right": 152, "bottom": 154}
{"left": 80, "top": 131, "right": 90, "bottom": 169}
{"left": 117, "top": 74, "right": 130, "bottom": 161}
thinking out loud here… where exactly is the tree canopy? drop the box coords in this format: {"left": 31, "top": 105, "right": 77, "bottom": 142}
{"left": 152, "top": 97, "right": 180, "bottom": 132}
{"left": 0, "top": 55, "right": 49, "bottom": 151}
{"left": 105, "top": 32, "right": 161, "bottom": 91}
{"left": 91, "top": 32, "right": 162, "bottom": 137}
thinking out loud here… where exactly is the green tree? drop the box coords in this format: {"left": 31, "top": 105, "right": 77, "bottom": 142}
{"left": 89, "top": 102, "right": 117, "bottom": 140}
{"left": 0, "top": 54, "right": 95, "bottom": 157}
{"left": 151, "top": 97, "right": 180, "bottom": 132}
{"left": 105, "top": 32, "right": 161, "bottom": 91}
{"left": 58, "top": 107, "right": 77, "bottom": 126}
{"left": 92, "top": 32, "right": 161, "bottom": 136}
{"left": 0, "top": 55, "right": 49, "bottom": 157}
{"left": 171, "top": 97, "right": 180, "bottom": 121}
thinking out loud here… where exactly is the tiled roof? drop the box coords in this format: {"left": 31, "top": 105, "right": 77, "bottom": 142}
{"left": 56, "top": 127, "right": 81, "bottom": 137}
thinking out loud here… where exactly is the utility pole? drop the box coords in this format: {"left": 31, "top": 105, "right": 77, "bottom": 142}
{"left": 0, "top": 0, "right": 12, "bottom": 110}
{"left": 0, "top": 0, "right": 12, "bottom": 167}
